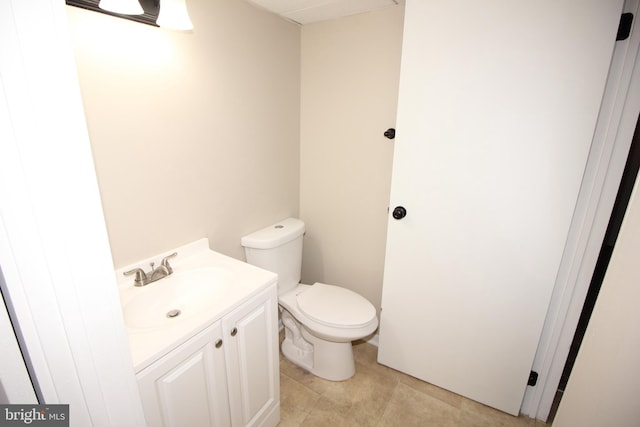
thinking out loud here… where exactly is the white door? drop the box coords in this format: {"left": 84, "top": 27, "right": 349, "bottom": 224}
{"left": 378, "top": 0, "right": 623, "bottom": 415}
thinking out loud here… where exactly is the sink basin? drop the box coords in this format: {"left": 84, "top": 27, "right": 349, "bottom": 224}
{"left": 116, "top": 238, "right": 278, "bottom": 371}
{"left": 122, "top": 267, "right": 234, "bottom": 330}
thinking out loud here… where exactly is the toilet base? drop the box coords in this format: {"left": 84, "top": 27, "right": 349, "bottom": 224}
{"left": 280, "top": 310, "right": 356, "bottom": 381}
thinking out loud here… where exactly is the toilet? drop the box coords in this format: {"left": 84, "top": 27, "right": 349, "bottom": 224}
{"left": 241, "top": 218, "right": 378, "bottom": 381}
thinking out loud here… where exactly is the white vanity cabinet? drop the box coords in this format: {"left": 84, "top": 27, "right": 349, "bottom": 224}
{"left": 136, "top": 285, "right": 279, "bottom": 427}
{"left": 137, "top": 320, "right": 231, "bottom": 427}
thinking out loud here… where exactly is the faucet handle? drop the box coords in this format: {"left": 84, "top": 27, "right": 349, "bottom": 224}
{"left": 161, "top": 252, "right": 178, "bottom": 274}
{"left": 123, "top": 268, "right": 148, "bottom": 286}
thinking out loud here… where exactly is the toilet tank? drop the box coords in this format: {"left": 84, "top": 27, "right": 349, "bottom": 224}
{"left": 241, "top": 218, "right": 305, "bottom": 295}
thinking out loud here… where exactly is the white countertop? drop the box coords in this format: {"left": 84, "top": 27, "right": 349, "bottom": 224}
{"left": 116, "top": 238, "right": 277, "bottom": 372}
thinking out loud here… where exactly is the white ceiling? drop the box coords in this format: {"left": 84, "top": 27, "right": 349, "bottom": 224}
{"left": 247, "top": 0, "right": 401, "bottom": 25}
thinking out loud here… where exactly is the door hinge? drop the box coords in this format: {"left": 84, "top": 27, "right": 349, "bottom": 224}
{"left": 528, "top": 371, "right": 539, "bottom": 387}
{"left": 617, "top": 13, "right": 634, "bottom": 41}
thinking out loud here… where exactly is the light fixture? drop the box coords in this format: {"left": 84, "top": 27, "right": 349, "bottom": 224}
{"left": 98, "top": 0, "right": 144, "bottom": 15}
{"left": 157, "top": 0, "right": 194, "bottom": 31}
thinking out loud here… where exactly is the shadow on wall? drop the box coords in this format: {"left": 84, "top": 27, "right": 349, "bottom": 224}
{"left": 301, "top": 231, "right": 324, "bottom": 285}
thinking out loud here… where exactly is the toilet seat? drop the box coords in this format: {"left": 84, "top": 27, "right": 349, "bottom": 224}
{"left": 279, "top": 284, "right": 378, "bottom": 343}
{"left": 297, "top": 283, "right": 376, "bottom": 328}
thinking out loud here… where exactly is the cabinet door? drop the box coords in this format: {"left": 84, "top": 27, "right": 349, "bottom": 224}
{"left": 137, "top": 321, "right": 231, "bottom": 427}
{"left": 224, "top": 286, "right": 279, "bottom": 427}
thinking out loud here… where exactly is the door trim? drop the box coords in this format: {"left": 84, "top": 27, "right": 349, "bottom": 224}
{"left": 521, "top": 0, "right": 640, "bottom": 419}
{"left": 0, "top": 0, "right": 147, "bottom": 424}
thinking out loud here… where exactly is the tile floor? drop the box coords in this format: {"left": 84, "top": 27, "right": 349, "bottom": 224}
{"left": 278, "top": 339, "right": 551, "bottom": 427}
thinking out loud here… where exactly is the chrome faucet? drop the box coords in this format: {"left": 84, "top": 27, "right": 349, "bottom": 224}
{"left": 124, "top": 252, "right": 177, "bottom": 286}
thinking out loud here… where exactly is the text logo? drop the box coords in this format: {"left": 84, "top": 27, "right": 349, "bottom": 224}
{"left": 0, "top": 405, "right": 68, "bottom": 427}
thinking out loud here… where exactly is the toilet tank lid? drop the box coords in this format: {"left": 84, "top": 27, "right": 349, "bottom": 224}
{"left": 241, "top": 218, "right": 305, "bottom": 249}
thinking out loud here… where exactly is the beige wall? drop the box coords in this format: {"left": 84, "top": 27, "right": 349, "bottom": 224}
{"left": 553, "top": 172, "right": 640, "bottom": 426}
{"left": 300, "top": 7, "right": 404, "bottom": 311}
{"left": 66, "top": 0, "right": 300, "bottom": 268}
{"left": 69, "top": 0, "right": 404, "bottom": 307}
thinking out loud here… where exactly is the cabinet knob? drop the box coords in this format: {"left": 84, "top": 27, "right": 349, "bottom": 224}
{"left": 215, "top": 339, "right": 223, "bottom": 348}
{"left": 230, "top": 327, "right": 238, "bottom": 337}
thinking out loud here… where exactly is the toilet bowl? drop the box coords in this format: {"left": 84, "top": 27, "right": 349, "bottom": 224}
{"left": 241, "top": 218, "right": 378, "bottom": 381}
{"left": 279, "top": 283, "right": 378, "bottom": 381}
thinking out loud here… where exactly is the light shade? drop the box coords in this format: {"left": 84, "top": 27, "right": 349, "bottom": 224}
{"left": 99, "top": 0, "right": 144, "bottom": 15}
{"left": 157, "top": 0, "right": 194, "bottom": 30}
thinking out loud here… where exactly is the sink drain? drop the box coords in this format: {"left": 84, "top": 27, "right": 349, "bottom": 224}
{"left": 166, "top": 309, "right": 181, "bottom": 318}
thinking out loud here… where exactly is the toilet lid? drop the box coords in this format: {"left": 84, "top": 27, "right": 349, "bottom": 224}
{"left": 297, "top": 283, "right": 376, "bottom": 328}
